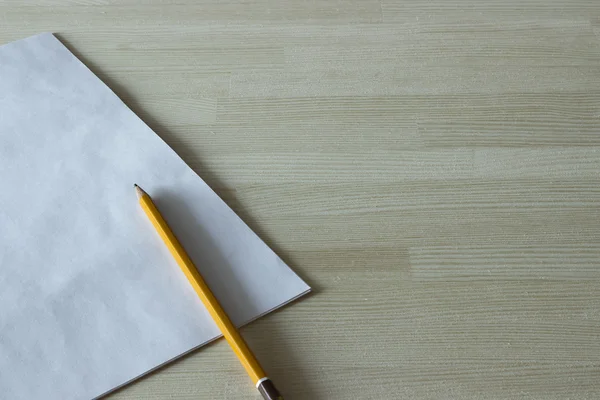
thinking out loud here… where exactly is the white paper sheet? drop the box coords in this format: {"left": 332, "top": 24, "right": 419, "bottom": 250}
{"left": 0, "top": 33, "right": 310, "bottom": 400}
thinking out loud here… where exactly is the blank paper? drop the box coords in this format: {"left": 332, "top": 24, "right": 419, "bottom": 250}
{"left": 0, "top": 33, "right": 310, "bottom": 400}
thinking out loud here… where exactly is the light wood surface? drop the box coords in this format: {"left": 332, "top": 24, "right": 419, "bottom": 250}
{"left": 2, "top": 1, "right": 600, "bottom": 399}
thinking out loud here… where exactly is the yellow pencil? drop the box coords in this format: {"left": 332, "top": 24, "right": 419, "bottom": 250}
{"left": 134, "top": 184, "right": 283, "bottom": 400}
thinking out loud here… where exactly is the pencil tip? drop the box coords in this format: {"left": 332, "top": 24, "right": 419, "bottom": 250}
{"left": 134, "top": 184, "right": 146, "bottom": 200}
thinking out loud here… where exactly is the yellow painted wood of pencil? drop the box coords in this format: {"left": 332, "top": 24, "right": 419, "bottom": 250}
{"left": 134, "top": 184, "right": 284, "bottom": 400}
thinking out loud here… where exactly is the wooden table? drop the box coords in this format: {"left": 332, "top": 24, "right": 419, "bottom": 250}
{"left": 2, "top": 1, "right": 599, "bottom": 399}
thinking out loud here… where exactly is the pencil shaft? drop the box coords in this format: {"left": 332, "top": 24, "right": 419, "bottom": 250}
{"left": 138, "top": 191, "right": 266, "bottom": 383}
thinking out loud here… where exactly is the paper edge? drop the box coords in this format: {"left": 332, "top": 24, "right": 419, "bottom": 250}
{"left": 93, "top": 288, "right": 311, "bottom": 399}
{"left": 40, "top": 32, "right": 311, "bottom": 290}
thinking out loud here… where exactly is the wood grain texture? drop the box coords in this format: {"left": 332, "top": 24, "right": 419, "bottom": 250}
{"left": 2, "top": 1, "right": 600, "bottom": 399}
